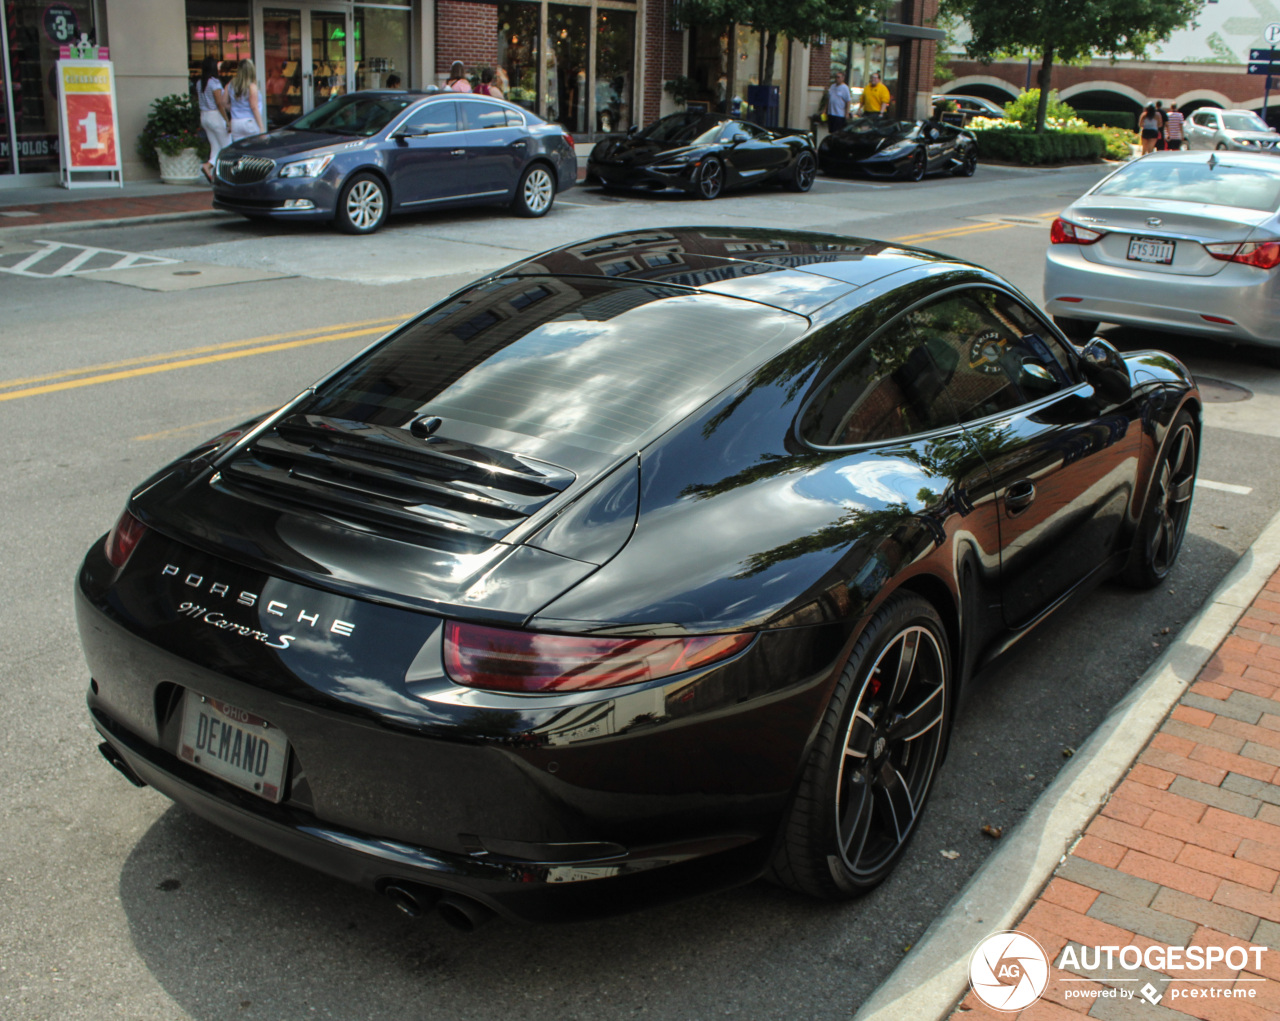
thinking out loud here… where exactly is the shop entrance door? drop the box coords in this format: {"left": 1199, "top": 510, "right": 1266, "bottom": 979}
{"left": 256, "top": 4, "right": 352, "bottom": 130}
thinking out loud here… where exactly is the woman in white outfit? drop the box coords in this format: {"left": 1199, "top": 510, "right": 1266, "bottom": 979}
{"left": 197, "top": 57, "right": 231, "bottom": 183}
{"left": 228, "top": 59, "right": 265, "bottom": 142}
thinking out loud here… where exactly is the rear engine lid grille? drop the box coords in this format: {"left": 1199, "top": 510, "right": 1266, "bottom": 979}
{"left": 215, "top": 414, "right": 575, "bottom": 550}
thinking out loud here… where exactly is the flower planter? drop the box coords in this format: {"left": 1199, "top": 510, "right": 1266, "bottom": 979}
{"left": 156, "top": 146, "right": 203, "bottom": 183}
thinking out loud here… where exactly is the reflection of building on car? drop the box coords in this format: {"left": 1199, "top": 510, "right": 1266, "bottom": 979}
{"left": 818, "top": 117, "right": 978, "bottom": 181}
{"left": 212, "top": 90, "right": 578, "bottom": 234}
{"left": 81, "top": 226, "right": 1200, "bottom": 926}
{"left": 586, "top": 112, "right": 816, "bottom": 199}
{"left": 1046, "top": 151, "right": 1280, "bottom": 346}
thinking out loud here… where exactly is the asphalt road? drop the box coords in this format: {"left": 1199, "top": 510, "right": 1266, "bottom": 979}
{"left": 2, "top": 164, "right": 1278, "bottom": 1021}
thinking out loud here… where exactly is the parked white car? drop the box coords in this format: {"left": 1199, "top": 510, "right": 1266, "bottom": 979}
{"left": 1184, "top": 108, "right": 1279, "bottom": 153}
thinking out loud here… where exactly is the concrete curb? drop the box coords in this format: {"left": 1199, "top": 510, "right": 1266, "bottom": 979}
{"left": 0, "top": 208, "right": 230, "bottom": 240}
{"left": 852, "top": 504, "right": 1280, "bottom": 1021}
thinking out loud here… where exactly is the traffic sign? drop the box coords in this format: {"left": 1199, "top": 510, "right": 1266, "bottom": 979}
{"left": 1266, "top": 23, "right": 1280, "bottom": 45}
{"left": 1251, "top": 48, "right": 1279, "bottom": 62}
{"left": 1249, "top": 62, "right": 1280, "bottom": 75}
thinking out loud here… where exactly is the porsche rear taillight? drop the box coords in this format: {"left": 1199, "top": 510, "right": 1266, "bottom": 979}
{"left": 1204, "top": 240, "right": 1280, "bottom": 270}
{"left": 443, "top": 621, "right": 752, "bottom": 693}
{"left": 1050, "top": 217, "right": 1106, "bottom": 245}
{"left": 104, "top": 510, "right": 147, "bottom": 568}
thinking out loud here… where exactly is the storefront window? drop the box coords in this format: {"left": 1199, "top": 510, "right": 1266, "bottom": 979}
{"left": 187, "top": 0, "right": 251, "bottom": 95}
{"left": 354, "top": 6, "right": 409, "bottom": 90}
{"left": 497, "top": 1, "right": 540, "bottom": 113}
{"left": 545, "top": 4, "right": 589, "bottom": 134}
{"left": 6, "top": 0, "right": 97, "bottom": 174}
{"left": 310, "top": 10, "right": 348, "bottom": 107}
{"left": 594, "top": 9, "right": 633, "bottom": 133}
{"left": 262, "top": 9, "right": 302, "bottom": 128}
{"left": 730, "top": 26, "right": 787, "bottom": 126}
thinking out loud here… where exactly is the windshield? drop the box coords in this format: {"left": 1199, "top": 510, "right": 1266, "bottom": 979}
{"left": 305, "top": 276, "right": 808, "bottom": 456}
{"left": 640, "top": 113, "right": 732, "bottom": 145}
{"left": 1221, "top": 112, "right": 1270, "bottom": 133}
{"left": 1093, "top": 159, "right": 1280, "bottom": 212}
{"left": 842, "top": 117, "right": 912, "bottom": 137}
{"left": 290, "top": 95, "right": 413, "bottom": 136}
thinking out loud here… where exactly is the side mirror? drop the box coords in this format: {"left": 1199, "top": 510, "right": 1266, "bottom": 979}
{"left": 1079, "top": 337, "right": 1132, "bottom": 404}
{"left": 392, "top": 127, "right": 425, "bottom": 140}
{"left": 627, "top": 124, "right": 639, "bottom": 136}
{"left": 730, "top": 131, "right": 750, "bottom": 144}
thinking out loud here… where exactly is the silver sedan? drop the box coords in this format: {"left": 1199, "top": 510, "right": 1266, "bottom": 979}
{"left": 1044, "top": 151, "right": 1280, "bottom": 346}
{"left": 1184, "top": 108, "right": 1279, "bottom": 153}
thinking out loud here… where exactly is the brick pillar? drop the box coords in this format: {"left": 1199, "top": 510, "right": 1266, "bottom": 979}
{"left": 642, "top": 0, "right": 684, "bottom": 124}
{"left": 435, "top": 0, "right": 500, "bottom": 80}
{"left": 898, "top": 0, "right": 939, "bottom": 119}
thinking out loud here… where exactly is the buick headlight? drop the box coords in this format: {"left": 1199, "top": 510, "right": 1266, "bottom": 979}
{"left": 279, "top": 154, "right": 335, "bottom": 178}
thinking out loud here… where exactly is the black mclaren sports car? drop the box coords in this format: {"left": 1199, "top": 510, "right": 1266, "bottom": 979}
{"left": 819, "top": 117, "right": 978, "bottom": 181}
{"left": 78, "top": 227, "right": 1200, "bottom": 927}
{"left": 587, "top": 113, "right": 817, "bottom": 198}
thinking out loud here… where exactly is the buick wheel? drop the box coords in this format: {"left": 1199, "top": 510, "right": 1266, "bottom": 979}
{"left": 335, "top": 174, "right": 388, "bottom": 234}
{"left": 513, "top": 164, "right": 555, "bottom": 217}
{"left": 788, "top": 152, "right": 817, "bottom": 192}
{"left": 1123, "top": 411, "right": 1197, "bottom": 589}
{"left": 697, "top": 158, "right": 724, "bottom": 200}
{"left": 770, "top": 592, "right": 950, "bottom": 897}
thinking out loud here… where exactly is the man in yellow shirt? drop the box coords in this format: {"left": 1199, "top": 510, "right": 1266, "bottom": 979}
{"left": 862, "top": 72, "right": 891, "bottom": 119}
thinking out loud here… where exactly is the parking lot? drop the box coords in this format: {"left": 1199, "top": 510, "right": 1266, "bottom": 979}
{"left": 4, "top": 163, "right": 1280, "bottom": 1020}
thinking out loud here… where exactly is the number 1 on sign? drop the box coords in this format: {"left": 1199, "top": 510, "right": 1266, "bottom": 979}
{"left": 77, "top": 111, "right": 103, "bottom": 149}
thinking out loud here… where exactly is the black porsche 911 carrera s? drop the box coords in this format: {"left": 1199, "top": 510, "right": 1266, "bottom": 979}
{"left": 587, "top": 113, "right": 817, "bottom": 198}
{"left": 819, "top": 117, "right": 978, "bottom": 181}
{"left": 78, "top": 227, "right": 1199, "bottom": 928}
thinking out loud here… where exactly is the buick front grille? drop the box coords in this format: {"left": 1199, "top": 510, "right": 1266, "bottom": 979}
{"left": 217, "top": 155, "right": 275, "bottom": 184}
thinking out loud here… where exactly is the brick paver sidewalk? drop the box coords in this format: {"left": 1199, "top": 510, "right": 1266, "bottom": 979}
{"left": 952, "top": 569, "right": 1280, "bottom": 1020}
{"left": 0, "top": 189, "right": 213, "bottom": 227}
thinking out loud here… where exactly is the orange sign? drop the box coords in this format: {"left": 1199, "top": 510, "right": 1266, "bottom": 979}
{"left": 56, "top": 60, "right": 122, "bottom": 184}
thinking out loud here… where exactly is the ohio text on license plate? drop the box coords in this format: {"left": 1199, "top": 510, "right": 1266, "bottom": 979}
{"left": 179, "top": 695, "right": 289, "bottom": 802}
{"left": 1127, "top": 236, "right": 1175, "bottom": 264}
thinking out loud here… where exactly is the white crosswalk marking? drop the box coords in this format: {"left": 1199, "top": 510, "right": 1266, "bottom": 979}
{"left": 0, "top": 241, "right": 177, "bottom": 278}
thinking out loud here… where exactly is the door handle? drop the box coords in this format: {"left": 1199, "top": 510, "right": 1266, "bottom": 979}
{"left": 1005, "top": 480, "right": 1036, "bottom": 514}
{"left": 450, "top": 149, "right": 465, "bottom": 157}
{"left": 511, "top": 140, "right": 527, "bottom": 147}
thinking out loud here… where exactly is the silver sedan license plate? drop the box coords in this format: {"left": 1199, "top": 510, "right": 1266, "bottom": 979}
{"left": 179, "top": 695, "right": 289, "bottom": 802}
{"left": 1127, "top": 236, "right": 1175, "bottom": 265}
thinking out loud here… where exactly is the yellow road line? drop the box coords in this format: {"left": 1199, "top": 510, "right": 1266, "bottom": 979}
{"left": 0, "top": 315, "right": 407, "bottom": 391}
{"left": 0, "top": 326, "right": 390, "bottom": 404}
{"left": 131, "top": 408, "right": 276, "bottom": 443}
{"left": 893, "top": 222, "right": 1016, "bottom": 244}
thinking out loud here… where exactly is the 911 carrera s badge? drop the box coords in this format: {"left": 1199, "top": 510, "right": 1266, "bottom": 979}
{"left": 162, "top": 563, "right": 355, "bottom": 638}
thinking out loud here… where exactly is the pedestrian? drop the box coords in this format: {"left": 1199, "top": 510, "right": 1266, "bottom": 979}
{"left": 1137, "top": 103, "right": 1160, "bottom": 155}
{"left": 1165, "top": 102, "right": 1185, "bottom": 150}
{"left": 1155, "top": 100, "right": 1168, "bottom": 150}
{"left": 445, "top": 60, "right": 471, "bottom": 92}
{"left": 862, "top": 71, "right": 892, "bottom": 120}
{"left": 476, "top": 67, "right": 501, "bottom": 98}
{"left": 825, "top": 71, "right": 852, "bottom": 133}
{"left": 196, "top": 56, "right": 230, "bottom": 184}
{"left": 385, "top": 73, "right": 402, "bottom": 89}
{"left": 228, "top": 58, "right": 265, "bottom": 141}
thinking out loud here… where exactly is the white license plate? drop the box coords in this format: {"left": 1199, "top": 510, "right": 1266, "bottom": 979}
{"left": 179, "top": 695, "right": 289, "bottom": 802}
{"left": 1127, "top": 236, "right": 1175, "bottom": 265}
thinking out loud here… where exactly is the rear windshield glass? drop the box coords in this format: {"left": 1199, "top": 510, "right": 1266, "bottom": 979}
{"left": 290, "top": 95, "right": 413, "bottom": 135}
{"left": 305, "top": 276, "right": 808, "bottom": 455}
{"left": 1092, "top": 159, "right": 1280, "bottom": 212}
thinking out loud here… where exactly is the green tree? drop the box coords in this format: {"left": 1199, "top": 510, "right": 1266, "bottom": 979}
{"left": 940, "top": 0, "right": 1205, "bottom": 132}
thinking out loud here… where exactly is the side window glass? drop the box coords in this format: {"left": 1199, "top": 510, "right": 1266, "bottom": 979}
{"left": 505, "top": 109, "right": 525, "bottom": 128}
{"left": 462, "top": 102, "right": 509, "bottom": 131}
{"left": 402, "top": 102, "right": 458, "bottom": 135}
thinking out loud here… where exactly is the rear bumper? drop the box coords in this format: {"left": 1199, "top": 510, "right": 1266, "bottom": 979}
{"left": 1045, "top": 246, "right": 1280, "bottom": 346}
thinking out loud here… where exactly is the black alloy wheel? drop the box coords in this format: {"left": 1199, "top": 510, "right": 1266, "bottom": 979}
{"left": 770, "top": 592, "right": 950, "bottom": 897}
{"left": 697, "top": 158, "right": 724, "bottom": 200}
{"left": 335, "top": 173, "right": 388, "bottom": 234}
{"left": 905, "top": 149, "right": 927, "bottom": 183}
{"left": 1052, "top": 315, "right": 1100, "bottom": 341}
{"left": 1123, "top": 411, "right": 1198, "bottom": 588}
{"left": 788, "top": 152, "right": 817, "bottom": 192}
{"left": 953, "top": 149, "right": 978, "bottom": 177}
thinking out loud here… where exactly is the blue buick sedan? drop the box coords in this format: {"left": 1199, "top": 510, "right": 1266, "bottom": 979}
{"left": 213, "top": 91, "right": 578, "bottom": 234}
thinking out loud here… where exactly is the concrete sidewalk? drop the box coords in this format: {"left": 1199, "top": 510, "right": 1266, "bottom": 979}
{"left": 950, "top": 570, "right": 1280, "bottom": 1020}
{"left": 0, "top": 181, "right": 215, "bottom": 229}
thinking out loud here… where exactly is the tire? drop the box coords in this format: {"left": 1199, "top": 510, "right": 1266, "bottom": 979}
{"left": 1122, "top": 410, "right": 1198, "bottom": 589}
{"left": 1052, "top": 315, "right": 1100, "bottom": 341}
{"left": 770, "top": 592, "right": 951, "bottom": 899}
{"left": 512, "top": 163, "right": 556, "bottom": 217}
{"left": 787, "top": 152, "right": 817, "bottom": 192}
{"left": 904, "top": 149, "right": 926, "bottom": 183}
{"left": 952, "top": 149, "right": 977, "bottom": 177}
{"left": 335, "top": 173, "right": 388, "bottom": 235}
{"left": 1215, "top": 142, "right": 1228, "bottom": 151}
{"left": 697, "top": 157, "right": 724, "bottom": 200}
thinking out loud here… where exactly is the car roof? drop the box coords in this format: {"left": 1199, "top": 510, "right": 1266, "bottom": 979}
{"left": 497, "top": 227, "right": 974, "bottom": 316}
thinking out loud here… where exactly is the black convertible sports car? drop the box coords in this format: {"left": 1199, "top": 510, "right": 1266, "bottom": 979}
{"left": 78, "top": 227, "right": 1199, "bottom": 927}
{"left": 587, "top": 113, "right": 817, "bottom": 198}
{"left": 819, "top": 117, "right": 978, "bottom": 181}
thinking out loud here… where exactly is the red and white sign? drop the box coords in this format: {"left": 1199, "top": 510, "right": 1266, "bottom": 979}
{"left": 55, "top": 59, "right": 122, "bottom": 186}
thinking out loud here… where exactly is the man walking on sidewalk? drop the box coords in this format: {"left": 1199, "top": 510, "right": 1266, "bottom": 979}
{"left": 826, "top": 71, "right": 852, "bottom": 133}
